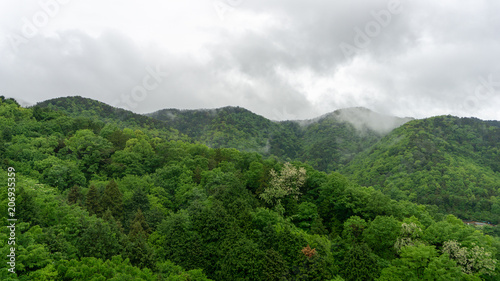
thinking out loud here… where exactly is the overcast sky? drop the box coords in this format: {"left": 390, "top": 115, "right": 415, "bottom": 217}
{"left": 1, "top": 0, "right": 499, "bottom": 121}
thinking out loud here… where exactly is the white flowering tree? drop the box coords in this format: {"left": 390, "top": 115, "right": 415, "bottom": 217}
{"left": 260, "top": 162, "right": 307, "bottom": 215}
{"left": 443, "top": 240, "right": 497, "bottom": 276}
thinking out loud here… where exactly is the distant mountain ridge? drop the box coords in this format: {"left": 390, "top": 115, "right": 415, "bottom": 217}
{"left": 35, "top": 96, "right": 413, "bottom": 172}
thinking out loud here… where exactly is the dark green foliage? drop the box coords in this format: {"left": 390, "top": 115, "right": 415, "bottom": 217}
{"left": 67, "top": 185, "right": 81, "bottom": 205}
{"left": 77, "top": 218, "right": 123, "bottom": 260}
{"left": 214, "top": 238, "right": 265, "bottom": 280}
{"left": 363, "top": 216, "right": 400, "bottom": 258}
{"left": 130, "top": 209, "right": 151, "bottom": 238}
{"left": 100, "top": 180, "right": 124, "bottom": 221}
{"left": 86, "top": 184, "right": 101, "bottom": 216}
{"left": 16, "top": 186, "right": 41, "bottom": 224}
{"left": 341, "top": 243, "right": 380, "bottom": 281}
{"left": 262, "top": 249, "right": 289, "bottom": 280}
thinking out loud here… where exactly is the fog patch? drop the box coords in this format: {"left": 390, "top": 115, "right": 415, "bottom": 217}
{"left": 328, "top": 107, "right": 413, "bottom": 134}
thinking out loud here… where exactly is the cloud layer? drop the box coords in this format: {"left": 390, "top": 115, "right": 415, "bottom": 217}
{"left": 1, "top": 0, "right": 499, "bottom": 120}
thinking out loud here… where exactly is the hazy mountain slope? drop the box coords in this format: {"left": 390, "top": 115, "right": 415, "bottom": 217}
{"left": 37, "top": 96, "right": 413, "bottom": 171}
{"left": 297, "top": 108, "right": 413, "bottom": 171}
{"left": 149, "top": 106, "right": 414, "bottom": 171}
{"left": 342, "top": 115, "right": 500, "bottom": 223}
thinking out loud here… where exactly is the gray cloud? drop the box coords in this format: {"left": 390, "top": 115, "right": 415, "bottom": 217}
{"left": 1, "top": 0, "right": 499, "bottom": 121}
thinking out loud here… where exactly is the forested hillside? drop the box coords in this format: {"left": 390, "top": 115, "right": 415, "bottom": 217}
{"left": 35, "top": 96, "right": 187, "bottom": 141}
{"left": 148, "top": 106, "right": 278, "bottom": 153}
{"left": 342, "top": 115, "right": 500, "bottom": 225}
{"left": 1, "top": 96, "right": 500, "bottom": 280}
{"left": 39, "top": 96, "right": 411, "bottom": 172}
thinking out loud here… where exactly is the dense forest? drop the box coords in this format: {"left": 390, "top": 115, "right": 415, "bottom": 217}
{"left": 1, "top": 96, "right": 499, "bottom": 280}
{"left": 38, "top": 96, "right": 411, "bottom": 171}
{"left": 39, "top": 96, "right": 500, "bottom": 225}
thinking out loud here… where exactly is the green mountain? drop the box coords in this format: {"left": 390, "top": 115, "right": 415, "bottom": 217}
{"left": 37, "top": 96, "right": 412, "bottom": 172}
{"left": 292, "top": 108, "right": 413, "bottom": 171}
{"left": 34, "top": 96, "right": 186, "bottom": 141}
{"left": 35, "top": 96, "right": 500, "bottom": 223}
{"left": 2, "top": 96, "right": 499, "bottom": 280}
{"left": 147, "top": 104, "right": 413, "bottom": 171}
{"left": 342, "top": 115, "right": 500, "bottom": 223}
{"left": 147, "top": 106, "right": 277, "bottom": 153}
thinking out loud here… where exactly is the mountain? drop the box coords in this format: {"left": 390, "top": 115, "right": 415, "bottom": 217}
{"left": 3, "top": 96, "right": 499, "bottom": 279}
{"left": 342, "top": 115, "right": 500, "bottom": 223}
{"left": 147, "top": 105, "right": 414, "bottom": 171}
{"left": 34, "top": 96, "right": 185, "bottom": 140}
{"left": 35, "top": 96, "right": 500, "bottom": 222}
{"left": 147, "top": 106, "right": 278, "bottom": 153}
{"left": 38, "top": 96, "right": 412, "bottom": 172}
{"left": 294, "top": 108, "right": 413, "bottom": 171}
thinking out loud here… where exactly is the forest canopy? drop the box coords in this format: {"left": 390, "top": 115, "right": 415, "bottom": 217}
{"left": 1, "top": 96, "right": 499, "bottom": 280}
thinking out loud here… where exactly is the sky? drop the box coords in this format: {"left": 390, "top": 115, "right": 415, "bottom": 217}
{"left": 1, "top": 0, "right": 500, "bottom": 121}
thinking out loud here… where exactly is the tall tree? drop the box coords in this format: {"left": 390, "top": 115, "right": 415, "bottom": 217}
{"left": 86, "top": 184, "right": 101, "bottom": 216}
{"left": 129, "top": 209, "right": 151, "bottom": 238}
{"left": 67, "top": 185, "right": 81, "bottom": 205}
{"left": 100, "top": 180, "right": 123, "bottom": 221}
{"left": 127, "top": 209, "right": 155, "bottom": 269}
{"left": 341, "top": 243, "right": 379, "bottom": 281}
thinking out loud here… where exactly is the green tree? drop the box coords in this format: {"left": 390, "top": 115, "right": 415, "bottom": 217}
{"left": 38, "top": 158, "right": 86, "bottom": 191}
{"left": 341, "top": 243, "right": 379, "bottom": 281}
{"left": 101, "top": 180, "right": 124, "bottom": 221}
{"left": 67, "top": 185, "right": 81, "bottom": 205}
{"left": 127, "top": 215, "right": 156, "bottom": 269}
{"left": 442, "top": 240, "right": 497, "bottom": 277}
{"left": 343, "top": 216, "right": 367, "bottom": 244}
{"left": 261, "top": 249, "right": 289, "bottom": 281}
{"left": 378, "top": 244, "right": 466, "bottom": 281}
{"left": 363, "top": 216, "right": 400, "bottom": 258}
{"left": 77, "top": 218, "right": 122, "bottom": 260}
{"left": 64, "top": 129, "right": 113, "bottom": 176}
{"left": 129, "top": 209, "right": 151, "bottom": 238}
{"left": 155, "top": 210, "right": 204, "bottom": 270}
{"left": 86, "top": 184, "right": 101, "bottom": 216}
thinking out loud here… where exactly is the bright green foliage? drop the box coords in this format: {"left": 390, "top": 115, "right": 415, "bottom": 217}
{"left": 36, "top": 156, "right": 86, "bottom": 191}
{"left": 363, "top": 216, "right": 400, "bottom": 258}
{"left": 156, "top": 260, "right": 212, "bottom": 281}
{"left": 343, "top": 116, "right": 500, "bottom": 224}
{"left": 1, "top": 98, "right": 500, "bottom": 280}
{"left": 55, "top": 256, "right": 157, "bottom": 280}
{"left": 378, "top": 244, "right": 465, "bottom": 281}
{"left": 65, "top": 129, "right": 113, "bottom": 177}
